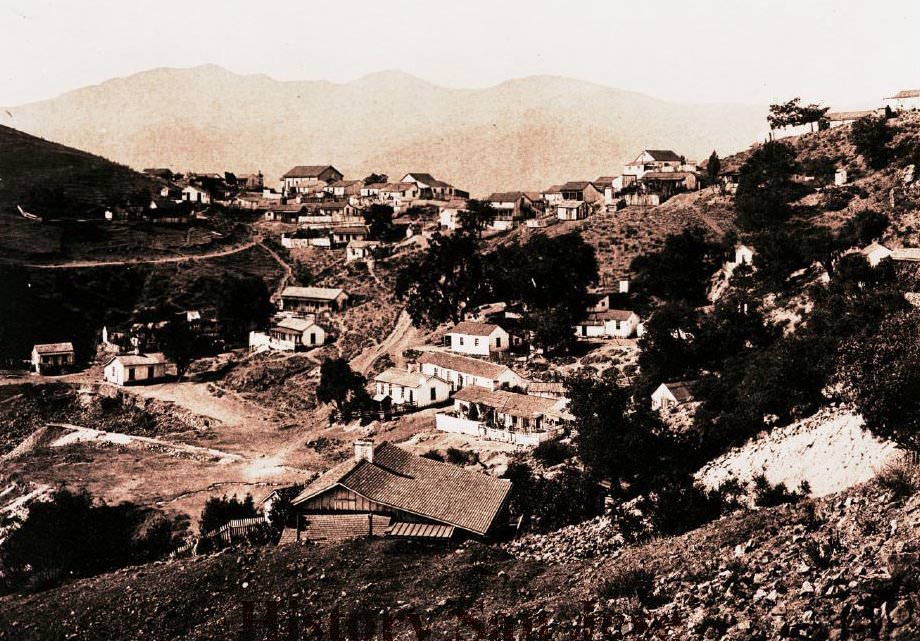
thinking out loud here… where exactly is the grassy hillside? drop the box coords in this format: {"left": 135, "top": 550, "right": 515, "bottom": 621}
{"left": 1, "top": 473, "right": 917, "bottom": 640}
{"left": 0, "top": 124, "right": 157, "bottom": 217}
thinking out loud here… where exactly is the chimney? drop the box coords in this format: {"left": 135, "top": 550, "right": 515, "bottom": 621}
{"left": 407, "top": 362, "right": 420, "bottom": 374}
{"left": 354, "top": 439, "right": 374, "bottom": 463}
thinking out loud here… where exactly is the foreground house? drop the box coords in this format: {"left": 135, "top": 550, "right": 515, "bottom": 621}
{"left": 418, "top": 351, "right": 526, "bottom": 392}
{"left": 436, "top": 387, "right": 572, "bottom": 446}
{"left": 373, "top": 368, "right": 451, "bottom": 408}
{"left": 651, "top": 381, "right": 697, "bottom": 412}
{"left": 445, "top": 321, "right": 513, "bottom": 356}
{"left": 288, "top": 440, "right": 511, "bottom": 541}
{"left": 103, "top": 353, "right": 169, "bottom": 386}
{"left": 31, "top": 342, "right": 75, "bottom": 374}
{"left": 280, "top": 286, "right": 349, "bottom": 314}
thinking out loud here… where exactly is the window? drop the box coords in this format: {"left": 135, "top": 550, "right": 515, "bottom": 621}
{"left": 128, "top": 367, "right": 135, "bottom": 381}
{"left": 474, "top": 338, "right": 480, "bottom": 347}
{"left": 459, "top": 337, "right": 464, "bottom": 346}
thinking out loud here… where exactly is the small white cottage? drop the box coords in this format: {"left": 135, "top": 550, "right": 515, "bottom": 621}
{"left": 103, "top": 353, "right": 170, "bottom": 386}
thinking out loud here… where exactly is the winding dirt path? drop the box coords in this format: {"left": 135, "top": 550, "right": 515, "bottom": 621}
{"left": 18, "top": 238, "right": 259, "bottom": 270}
{"left": 349, "top": 310, "right": 418, "bottom": 375}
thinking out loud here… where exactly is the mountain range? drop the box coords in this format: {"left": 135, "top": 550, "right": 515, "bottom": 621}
{"left": 1, "top": 65, "right": 766, "bottom": 195}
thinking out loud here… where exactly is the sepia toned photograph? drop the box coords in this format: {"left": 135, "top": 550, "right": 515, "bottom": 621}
{"left": 1, "top": 1, "right": 920, "bottom": 638}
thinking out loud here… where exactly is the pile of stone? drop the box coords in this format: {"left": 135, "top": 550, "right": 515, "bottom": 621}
{"left": 503, "top": 516, "right": 626, "bottom": 562}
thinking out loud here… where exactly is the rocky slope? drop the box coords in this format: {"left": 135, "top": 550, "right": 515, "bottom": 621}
{"left": 1, "top": 472, "right": 918, "bottom": 640}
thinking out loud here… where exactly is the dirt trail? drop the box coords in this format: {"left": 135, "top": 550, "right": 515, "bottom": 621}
{"left": 349, "top": 310, "right": 418, "bottom": 375}
{"left": 258, "top": 238, "right": 294, "bottom": 304}
{"left": 19, "top": 238, "right": 258, "bottom": 269}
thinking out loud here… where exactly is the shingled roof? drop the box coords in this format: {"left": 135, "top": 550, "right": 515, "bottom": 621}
{"left": 282, "top": 165, "right": 340, "bottom": 178}
{"left": 374, "top": 368, "right": 441, "bottom": 389}
{"left": 33, "top": 342, "right": 74, "bottom": 354}
{"left": 644, "top": 149, "right": 682, "bottom": 161}
{"left": 447, "top": 321, "right": 503, "bottom": 337}
{"left": 281, "top": 286, "right": 345, "bottom": 301}
{"left": 418, "top": 351, "right": 516, "bottom": 380}
{"left": 292, "top": 443, "right": 511, "bottom": 536}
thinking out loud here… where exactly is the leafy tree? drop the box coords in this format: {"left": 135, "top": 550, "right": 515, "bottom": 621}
{"left": 395, "top": 232, "right": 483, "bottom": 326}
{"left": 767, "top": 97, "right": 829, "bottom": 132}
{"left": 636, "top": 302, "right": 701, "bottom": 385}
{"left": 160, "top": 317, "right": 196, "bottom": 380}
{"left": 851, "top": 114, "right": 894, "bottom": 169}
{"left": 363, "top": 203, "right": 394, "bottom": 241}
{"left": 456, "top": 199, "right": 495, "bottom": 238}
{"left": 734, "top": 140, "right": 801, "bottom": 230}
{"left": 839, "top": 209, "right": 889, "bottom": 247}
{"left": 526, "top": 305, "right": 580, "bottom": 354}
{"left": 706, "top": 151, "right": 721, "bottom": 187}
{"left": 501, "top": 460, "right": 602, "bottom": 532}
{"left": 363, "top": 173, "right": 388, "bottom": 185}
{"left": 837, "top": 311, "right": 920, "bottom": 451}
{"left": 316, "top": 357, "right": 372, "bottom": 421}
{"left": 630, "top": 226, "right": 721, "bottom": 305}
{"left": 1, "top": 488, "right": 183, "bottom": 583}
{"left": 199, "top": 494, "right": 257, "bottom": 535}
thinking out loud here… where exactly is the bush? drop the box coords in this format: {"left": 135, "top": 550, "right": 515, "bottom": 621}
{"left": 0, "top": 487, "right": 185, "bottom": 591}
{"left": 752, "top": 474, "right": 809, "bottom": 508}
{"left": 532, "top": 438, "right": 575, "bottom": 467}
{"left": 874, "top": 456, "right": 919, "bottom": 499}
{"left": 421, "top": 449, "right": 445, "bottom": 462}
{"left": 445, "top": 447, "right": 480, "bottom": 466}
{"left": 821, "top": 186, "right": 855, "bottom": 212}
{"left": 597, "top": 562, "right": 658, "bottom": 605}
{"left": 199, "top": 494, "right": 257, "bottom": 535}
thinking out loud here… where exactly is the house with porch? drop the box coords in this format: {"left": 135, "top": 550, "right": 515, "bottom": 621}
{"left": 287, "top": 440, "right": 511, "bottom": 541}
{"left": 574, "top": 309, "right": 640, "bottom": 339}
{"left": 331, "top": 225, "right": 370, "bottom": 246}
{"left": 435, "top": 386, "right": 572, "bottom": 446}
{"left": 373, "top": 368, "right": 451, "bottom": 408}
{"left": 559, "top": 181, "right": 605, "bottom": 207}
{"left": 280, "top": 286, "right": 349, "bottom": 314}
{"left": 623, "top": 149, "right": 685, "bottom": 181}
{"left": 401, "top": 173, "right": 465, "bottom": 200}
{"left": 103, "top": 353, "right": 170, "bottom": 386}
{"left": 31, "top": 342, "right": 75, "bottom": 374}
{"left": 484, "top": 192, "right": 533, "bottom": 230}
{"left": 418, "top": 351, "right": 526, "bottom": 392}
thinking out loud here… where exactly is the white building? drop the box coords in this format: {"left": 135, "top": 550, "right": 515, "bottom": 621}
{"left": 103, "top": 353, "right": 170, "bottom": 386}
{"left": 445, "top": 322, "right": 512, "bottom": 356}
{"left": 31, "top": 342, "right": 75, "bottom": 374}
{"left": 268, "top": 317, "right": 325, "bottom": 350}
{"left": 181, "top": 185, "right": 211, "bottom": 205}
{"left": 574, "top": 310, "right": 640, "bottom": 339}
{"left": 345, "top": 240, "right": 383, "bottom": 263}
{"left": 735, "top": 244, "right": 756, "bottom": 266}
{"left": 373, "top": 368, "right": 451, "bottom": 408}
{"left": 555, "top": 200, "right": 588, "bottom": 221}
{"left": 418, "top": 351, "right": 525, "bottom": 392}
{"left": 438, "top": 199, "right": 468, "bottom": 231}
{"left": 651, "top": 381, "right": 697, "bottom": 412}
{"left": 862, "top": 242, "right": 892, "bottom": 266}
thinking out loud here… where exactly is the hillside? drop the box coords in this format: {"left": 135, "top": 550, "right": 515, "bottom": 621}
{"left": 1, "top": 473, "right": 918, "bottom": 640}
{"left": 1, "top": 66, "right": 765, "bottom": 195}
{"left": 0, "top": 124, "right": 157, "bottom": 217}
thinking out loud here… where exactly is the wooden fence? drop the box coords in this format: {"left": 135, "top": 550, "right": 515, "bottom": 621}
{"left": 173, "top": 517, "right": 267, "bottom": 556}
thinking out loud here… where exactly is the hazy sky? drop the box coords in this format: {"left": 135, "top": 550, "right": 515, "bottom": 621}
{"left": 0, "top": 0, "right": 915, "bottom": 108}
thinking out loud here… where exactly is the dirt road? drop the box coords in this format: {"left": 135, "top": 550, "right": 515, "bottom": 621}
{"left": 19, "top": 238, "right": 259, "bottom": 269}
{"left": 349, "top": 310, "right": 418, "bottom": 375}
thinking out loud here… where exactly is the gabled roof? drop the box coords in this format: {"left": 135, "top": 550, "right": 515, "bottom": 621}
{"left": 891, "top": 248, "right": 920, "bottom": 262}
{"left": 861, "top": 241, "right": 891, "bottom": 256}
{"left": 657, "top": 380, "right": 697, "bottom": 402}
{"left": 559, "top": 181, "right": 597, "bottom": 191}
{"left": 332, "top": 225, "right": 369, "bottom": 235}
{"left": 403, "top": 172, "right": 438, "bottom": 184}
{"left": 274, "top": 317, "right": 318, "bottom": 333}
{"left": 642, "top": 171, "right": 694, "bottom": 181}
{"left": 418, "top": 351, "right": 518, "bottom": 380}
{"left": 597, "top": 309, "right": 637, "bottom": 322}
{"left": 542, "top": 185, "right": 563, "bottom": 194}
{"left": 643, "top": 149, "right": 682, "bottom": 161}
{"left": 594, "top": 176, "right": 618, "bottom": 184}
{"left": 108, "top": 352, "right": 168, "bottom": 367}
{"left": 282, "top": 165, "right": 340, "bottom": 179}
{"left": 292, "top": 442, "right": 511, "bottom": 536}
{"left": 374, "top": 367, "right": 441, "bottom": 389}
{"left": 329, "top": 179, "right": 362, "bottom": 188}
{"left": 380, "top": 182, "right": 416, "bottom": 192}
{"left": 486, "top": 191, "right": 526, "bottom": 203}
{"left": 826, "top": 110, "right": 875, "bottom": 122}
{"left": 453, "top": 386, "right": 560, "bottom": 418}
{"left": 281, "top": 286, "right": 346, "bottom": 301}
{"left": 448, "top": 321, "right": 504, "bottom": 337}
{"left": 33, "top": 342, "right": 74, "bottom": 354}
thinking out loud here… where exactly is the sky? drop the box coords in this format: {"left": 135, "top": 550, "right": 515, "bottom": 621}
{"left": 0, "top": 0, "right": 916, "bottom": 109}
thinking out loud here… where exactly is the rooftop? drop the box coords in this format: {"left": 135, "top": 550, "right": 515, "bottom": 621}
{"left": 418, "top": 351, "right": 518, "bottom": 380}
{"left": 292, "top": 442, "right": 511, "bottom": 536}
{"left": 447, "top": 321, "right": 504, "bottom": 337}
{"left": 33, "top": 342, "right": 74, "bottom": 354}
{"left": 282, "top": 165, "right": 339, "bottom": 179}
{"left": 374, "top": 367, "right": 439, "bottom": 389}
{"left": 281, "top": 286, "right": 346, "bottom": 301}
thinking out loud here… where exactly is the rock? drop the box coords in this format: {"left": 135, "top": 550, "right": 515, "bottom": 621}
{"left": 889, "top": 604, "right": 910, "bottom": 627}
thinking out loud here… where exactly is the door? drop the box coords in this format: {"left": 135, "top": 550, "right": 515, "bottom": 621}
{"left": 147, "top": 366, "right": 154, "bottom": 379}
{"left": 128, "top": 367, "right": 135, "bottom": 382}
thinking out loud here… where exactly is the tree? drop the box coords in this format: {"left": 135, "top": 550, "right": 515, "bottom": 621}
{"left": 837, "top": 311, "right": 920, "bottom": 451}
{"left": 316, "top": 357, "right": 372, "bottom": 421}
{"left": 456, "top": 199, "right": 495, "bottom": 238}
{"left": 767, "top": 97, "right": 829, "bottom": 132}
{"left": 734, "top": 140, "right": 801, "bottom": 230}
{"left": 363, "top": 203, "right": 394, "bottom": 240}
{"left": 851, "top": 114, "right": 893, "bottom": 169}
{"left": 363, "top": 173, "right": 388, "bottom": 186}
{"left": 526, "top": 305, "right": 580, "bottom": 354}
{"left": 706, "top": 151, "right": 721, "bottom": 188}
{"left": 395, "top": 232, "right": 483, "bottom": 327}
{"left": 630, "top": 226, "right": 721, "bottom": 305}
{"left": 199, "top": 494, "right": 257, "bottom": 535}
{"left": 160, "top": 317, "right": 196, "bottom": 380}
